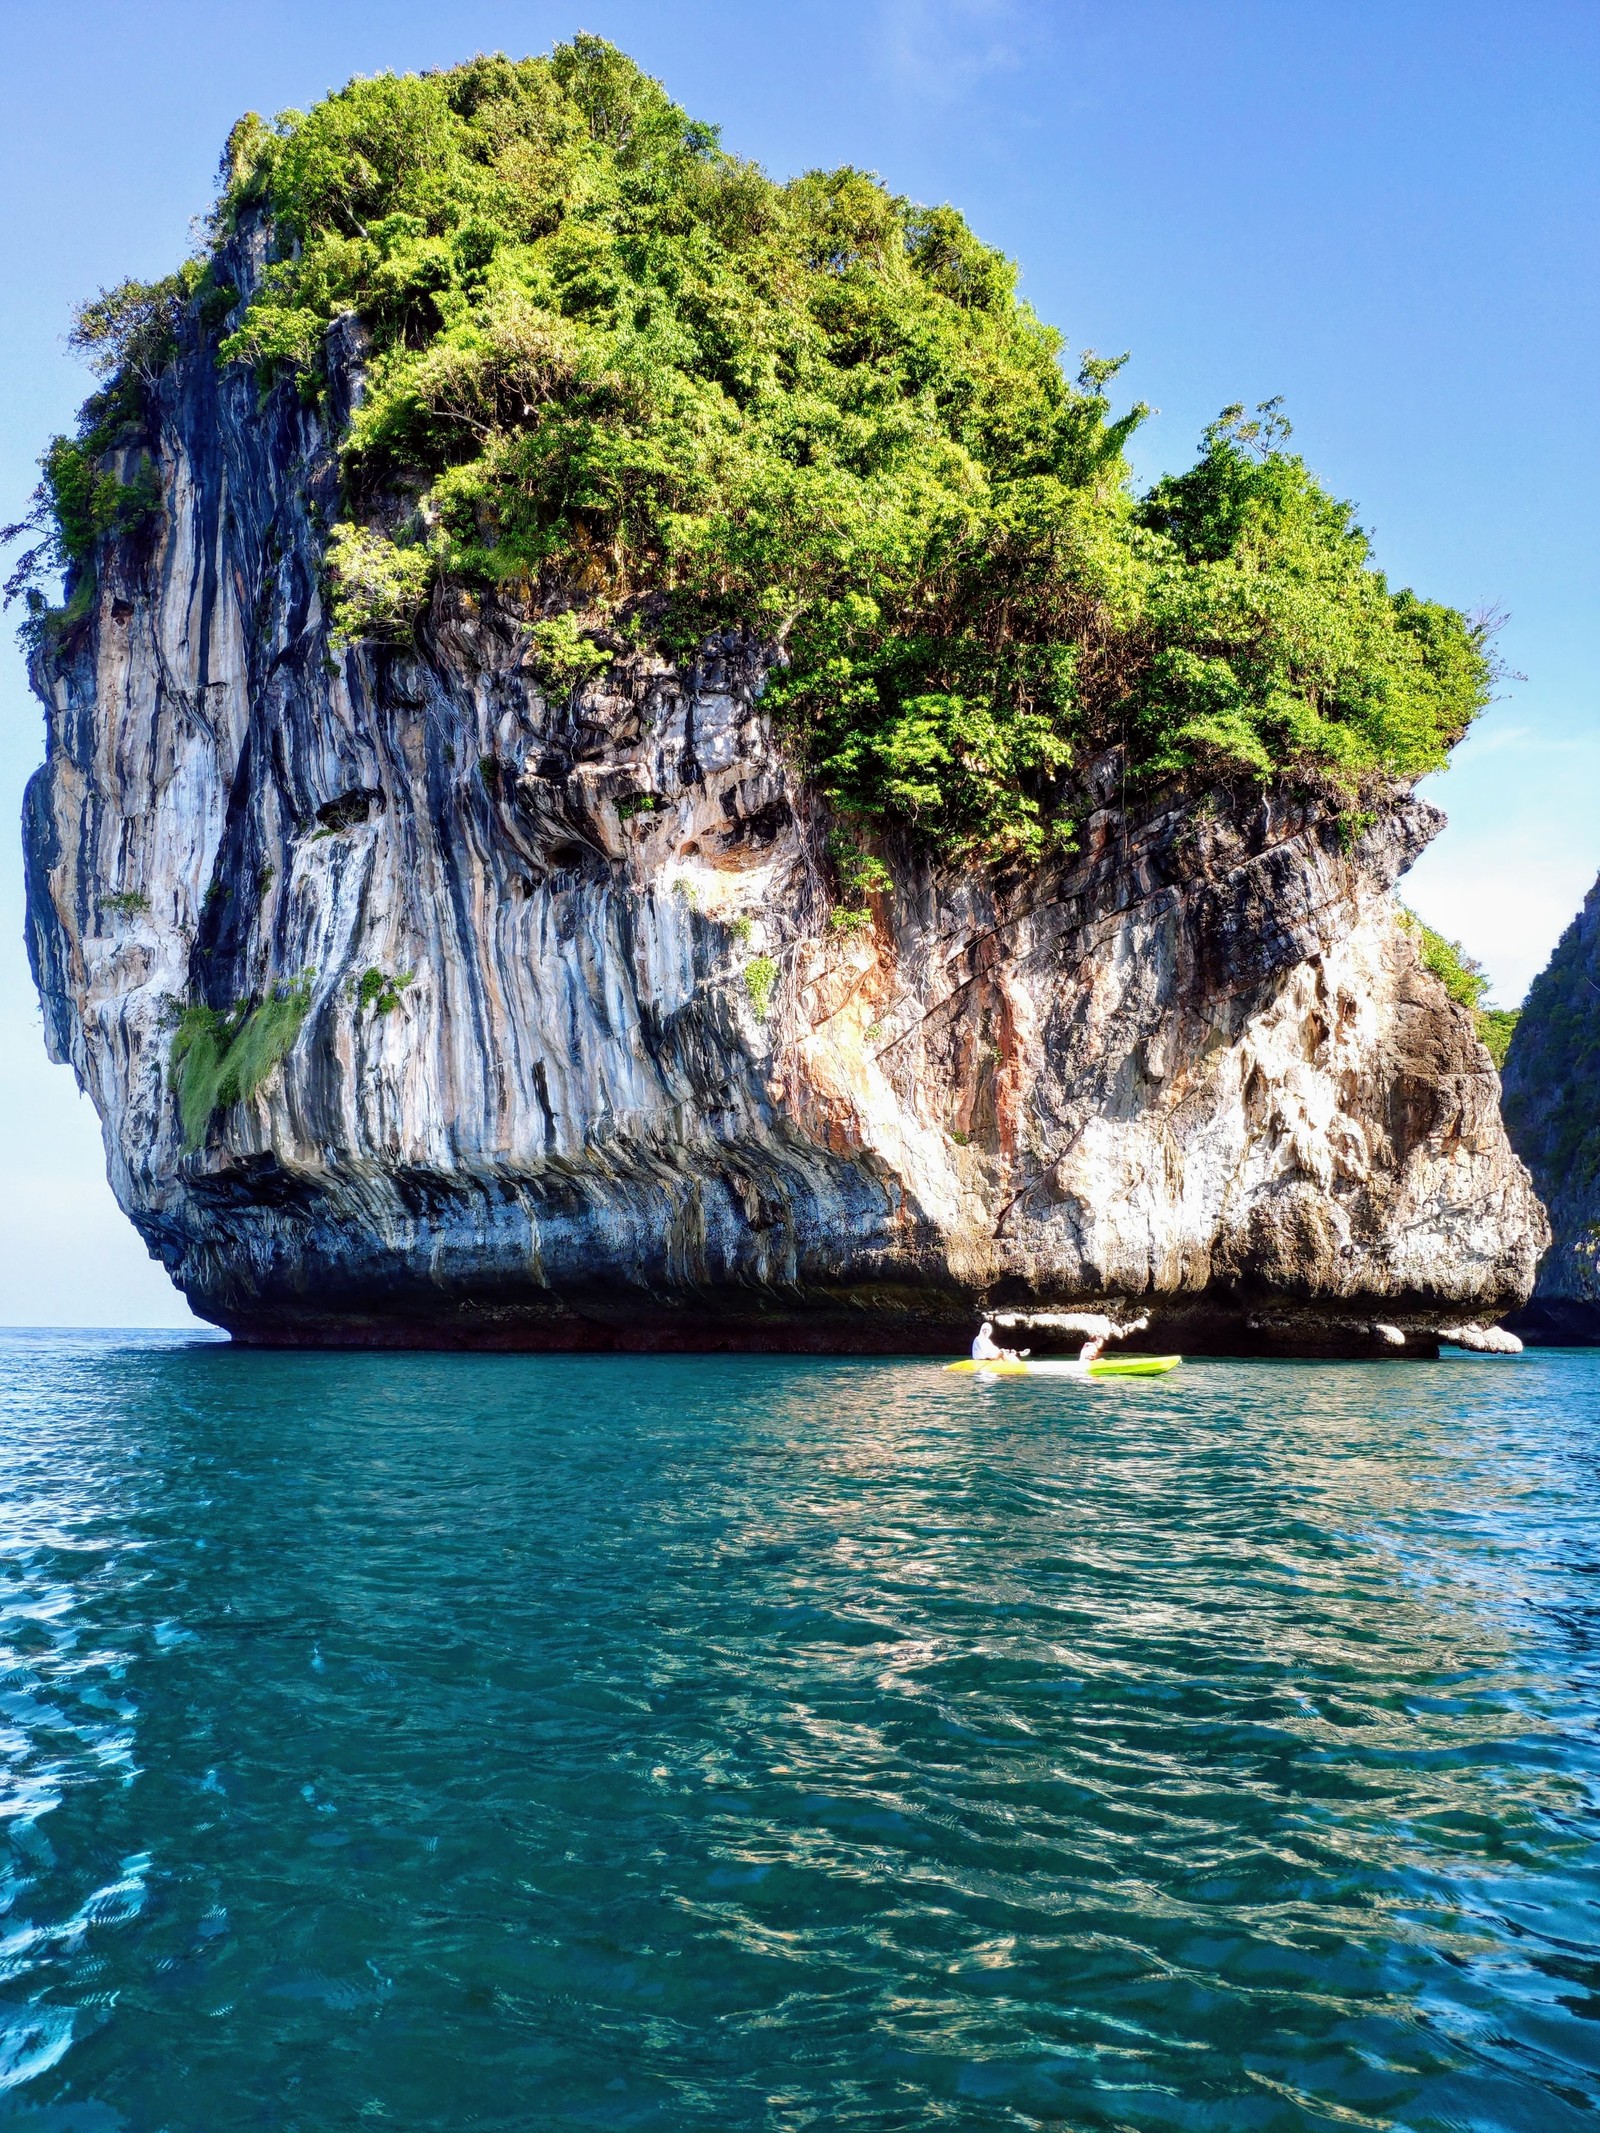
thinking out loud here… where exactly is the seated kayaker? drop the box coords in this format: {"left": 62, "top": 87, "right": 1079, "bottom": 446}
{"left": 1078, "top": 1315, "right": 1151, "bottom": 1365}
{"left": 971, "top": 1320, "right": 1004, "bottom": 1363}
{"left": 971, "top": 1321, "right": 1028, "bottom": 1364}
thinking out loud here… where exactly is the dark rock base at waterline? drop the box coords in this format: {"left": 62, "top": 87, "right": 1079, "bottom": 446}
{"left": 1506, "top": 1298, "right": 1600, "bottom": 1346}
{"left": 197, "top": 1286, "right": 1445, "bottom": 1361}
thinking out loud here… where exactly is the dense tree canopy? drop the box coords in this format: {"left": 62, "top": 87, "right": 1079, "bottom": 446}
{"left": 18, "top": 38, "right": 1493, "bottom": 861}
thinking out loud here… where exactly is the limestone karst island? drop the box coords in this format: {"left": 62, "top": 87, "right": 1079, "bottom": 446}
{"left": 13, "top": 39, "right": 1557, "bottom": 1356}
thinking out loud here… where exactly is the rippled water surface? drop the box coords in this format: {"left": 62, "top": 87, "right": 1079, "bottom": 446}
{"left": 0, "top": 1334, "right": 1598, "bottom": 2129}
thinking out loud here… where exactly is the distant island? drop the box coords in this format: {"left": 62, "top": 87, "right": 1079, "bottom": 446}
{"left": 1503, "top": 876, "right": 1600, "bottom": 1340}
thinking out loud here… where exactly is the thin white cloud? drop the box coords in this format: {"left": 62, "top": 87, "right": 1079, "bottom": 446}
{"left": 1452, "top": 722, "right": 1532, "bottom": 759}
{"left": 1453, "top": 720, "right": 1599, "bottom": 764}
{"left": 877, "top": 0, "right": 1028, "bottom": 103}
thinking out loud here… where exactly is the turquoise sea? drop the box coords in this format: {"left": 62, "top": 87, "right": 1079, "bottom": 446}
{"left": 0, "top": 1332, "right": 1597, "bottom": 2130}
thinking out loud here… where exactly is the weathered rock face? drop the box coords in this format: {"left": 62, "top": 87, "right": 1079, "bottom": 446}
{"left": 1501, "top": 877, "right": 1600, "bottom": 1343}
{"left": 22, "top": 276, "right": 1548, "bottom": 1354}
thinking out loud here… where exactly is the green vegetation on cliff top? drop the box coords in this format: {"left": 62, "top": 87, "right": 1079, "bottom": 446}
{"left": 17, "top": 37, "right": 1493, "bottom": 861}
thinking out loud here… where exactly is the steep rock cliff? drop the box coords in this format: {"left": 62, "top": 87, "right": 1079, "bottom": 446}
{"left": 22, "top": 265, "right": 1546, "bottom": 1353}
{"left": 1502, "top": 876, "right": 1600, "bottom": 1342}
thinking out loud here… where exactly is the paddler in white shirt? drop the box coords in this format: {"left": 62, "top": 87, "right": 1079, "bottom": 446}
{"left": 970, "top": 1321, "right": 1028, "bottom": 1365}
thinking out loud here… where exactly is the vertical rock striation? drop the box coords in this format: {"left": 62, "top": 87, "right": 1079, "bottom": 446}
{"left": 21, "top": 253, "right": 1547, "bottom": 1353}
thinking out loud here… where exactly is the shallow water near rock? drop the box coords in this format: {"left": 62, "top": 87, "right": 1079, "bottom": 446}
{"left": 0, "top": 1332, "right": 1597, "bottom": 2130}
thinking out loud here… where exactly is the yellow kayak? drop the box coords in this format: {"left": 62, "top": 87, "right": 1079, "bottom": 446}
{"left": 946, "top": 1356, "right": 1181, "bottom": 1378}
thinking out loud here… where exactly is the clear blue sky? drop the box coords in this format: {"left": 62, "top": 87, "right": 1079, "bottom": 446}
{"left": 1, "top": 0, "right": 1595, "bottom": 1325}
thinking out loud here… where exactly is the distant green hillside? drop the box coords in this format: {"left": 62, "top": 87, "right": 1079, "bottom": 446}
{"left": 21, "top": 37, "right": 1492, "bottom": 861}
{"left": 1502, "top": 885, "right": 1600, "bottom": 1184}
{"left": 1499, "top": 875, "right": 1600, "bottom": 1333}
